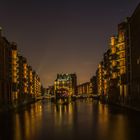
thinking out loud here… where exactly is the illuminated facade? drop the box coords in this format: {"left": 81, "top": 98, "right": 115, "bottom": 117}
{"left": 18, "top": 57, "right": 41, "bottom": 100}
{"left": 96, "top": 62, "right": 104, "bottom": 96}
{"left": 18, "top": 57, "right": 28, "bottom": 96}
{"left": 90, "top": 76, "right": 97, "bottom": 95}
{"left": 28, "top": 66, "right": 33, "bottom": 97}
{"left": 103, "top": 50, "right": 110, "bottom": 97}
{"left": 46, "top": 86, "right": 54, "bottom": 95}
{"left": 33, "top": 71, "right": 41, "bottom": 98}
{"left": 107, "top": 36, "right": 119, "bottom": 102}
{"left": 96, "top": 3, "right": 140, "bottom": 107}
{"left": 54, "top": 73, "right": 77, "bottom": 98}
{"left": 100, "top": 22, "right": 130, "bottom": 103}
{"left": 10, "top": 43, "right": 19, "bottom": 103}
{"left": 95, "top": 21, "right": 130, "bottom": 103}
{"left": 18, "top": 56, "right": 31, "bottom": 101}
{"left": 77, "top": 82, "right": 92, "bottom": 95}
{"left": 0, "top": 28, "right": 42, "bottom": 106}
{"left": 0, "top": 32, "right": 19, "bottom": 104}
{"left": 117, "top": 22, "right": 129, "bottom": 103}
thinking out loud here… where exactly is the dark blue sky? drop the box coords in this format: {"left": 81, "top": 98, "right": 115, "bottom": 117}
{"left": 0, "top": 0, "right": 139, "bottom": 86}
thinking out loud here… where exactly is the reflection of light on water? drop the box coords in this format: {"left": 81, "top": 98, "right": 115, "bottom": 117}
{"left": 25, "top": 111, "right": 31, "bottom": 140}
{"left": 98, "top": 103, "right": 109, "bottom": 122}
{"left": 54, "top": 103, "right": 73, "bottom": 128}
{"left": 15, "top": 114, "right": 21, "bottom": 140}
{"left": 14, "top": 102, "right": 43, "bottom": 140}
{"left": 97, "top": 102, "right": 128, "bottom": 140}
{"left": 8, "top": 100, "right": 133, "bottom": 140}
{"left": 109, "top": 115, "right": 128, "bottom": 140}
{"left": 96, "top": 102, "right": 109, "bottom": 138}
{"left": 59, "top": 105, "right": 62, "bottom": 118}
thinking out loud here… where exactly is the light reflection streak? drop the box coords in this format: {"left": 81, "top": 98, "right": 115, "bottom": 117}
{"left": 0, "top": 100, "right": 138, "bottom": 140}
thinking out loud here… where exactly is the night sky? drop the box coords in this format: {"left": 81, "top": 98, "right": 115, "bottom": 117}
{"left": 0, "top": 0, "right": 139, "bottom": 87}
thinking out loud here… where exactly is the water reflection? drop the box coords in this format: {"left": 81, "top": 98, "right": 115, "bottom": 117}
{"left": 0, "top": 99, "right": 140, "bottom": 140}
{"left": 13, "top": 103, "right": 43, "bottom": 140}
{"left": 54, "top": 103, "right": 73, "bottom": 127}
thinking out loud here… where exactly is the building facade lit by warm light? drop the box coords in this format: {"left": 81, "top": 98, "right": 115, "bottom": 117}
{"left": 10, "top": 43, "right": 19, "bottom": 103}
{"left": 96, "top": 62, "right": 104, "bottom": 96}
{"left": 28, "top": 66, "right": 33, "bottom": 97}
{"left": 77, "top": 82, "right": 92, "bottom": 95}
{"left": 106, "top": 22, "right": 130, "bottom": 103}
{"left": 90, "top": 76, "right": 97, "bottom": 95}
{"left": 95, "top": 3, "right": 140, "bottom": 108}
{"left": 103, "top": 50, "right": 110, "bottom": 97}
{"left": 0, "top": 31, "right": 19, "bottom": 105}
{"left": 54, "top": 73, "right": 77, "bottom": 98}
{"left": 33, "top": 71, "right": 41, "bottom": 98}
{"left": 117, "top": 22, "right": 129, "bottom": 103}
{"left": 97, "top": 21, "right": 130, "bottom": 103}
{"left": 0, "top": 28, "right": 42, "bottom": 106}
{"left": 46, "top": 86, "right": 54, "bottom": 95}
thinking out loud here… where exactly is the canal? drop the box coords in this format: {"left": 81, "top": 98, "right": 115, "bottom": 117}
{"left": 0, "top": 99, "right": 140, "bottom": 140}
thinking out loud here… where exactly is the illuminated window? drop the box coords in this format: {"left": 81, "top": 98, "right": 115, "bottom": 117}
{"left": 12, "top": 51, "right": 17, "bottom": 59}
{"left": 13, "top": 67, "right": 17, "bottom": 71}
{"left": 111, "top": 47, "right": 116, "bottom": 54}
{"left": 104, "top": 80, "right": 107, "bottom": 84}
{"left": 12, "top": 78, "right": 17, "bottom": 83}
{"left": 12, "top": 60, "right": 17, "bottom": 65}
{"left": 120, "top": 67, "right": 126, "bottom": 74}
{"left": 119, "top": 44, "right": 125, "bottom": 51}
{"left": 118, "top": 32, "right": 125, "bottom": 42}
{"left": 120, "top": 52, "right": 125, "bottom": 58}
{"left": 13, "top": 72, "right": 17, "bottom": 77}
{"left": 111, "top": 37, "right": 116, "bottom": 46}
{"left": 120, "top": 60, "right": 125, "bottom": 66}
{"left": 112, "top": 72, "right": 117, "bottom": 79}
{"left": 112, "top": 60, "right": 117, "bottom": 67}
{"left": 24, "top": 87, "right": 27, "bottom": 93}
{"left": 24, "top": 71, "right": 27, "bottom": 75}
{"left": 104, "top": 70, "right": 107, "bottom": 75}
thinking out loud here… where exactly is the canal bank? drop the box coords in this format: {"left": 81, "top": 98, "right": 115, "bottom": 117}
{"left": 99, "top": 97, "right": 140, "bottom": 112}
{"left": 113, "top": 103, "right": 140, "bottom": 112}
{"left": 0, "top": 98, "right": 42, "bottom": 112}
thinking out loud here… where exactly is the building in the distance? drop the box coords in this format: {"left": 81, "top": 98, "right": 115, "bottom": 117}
{"left": 46, "top": 86, "right": 54, "bottom": 95}
{"left": 54, "top": 73, "right": 77, "bottom": 98}
{"left": 33, "top": 71, "right": 41, "bottom": 98}
{"left": 77, "top": 82, "right": 92, "bottom": 95}
{"left": 96, "top": 62, "right": 104, "bottom": 97}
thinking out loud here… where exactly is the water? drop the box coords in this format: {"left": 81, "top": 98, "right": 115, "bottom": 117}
{"left": 0, "top": 99, "right": 140, "bottom": 140}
